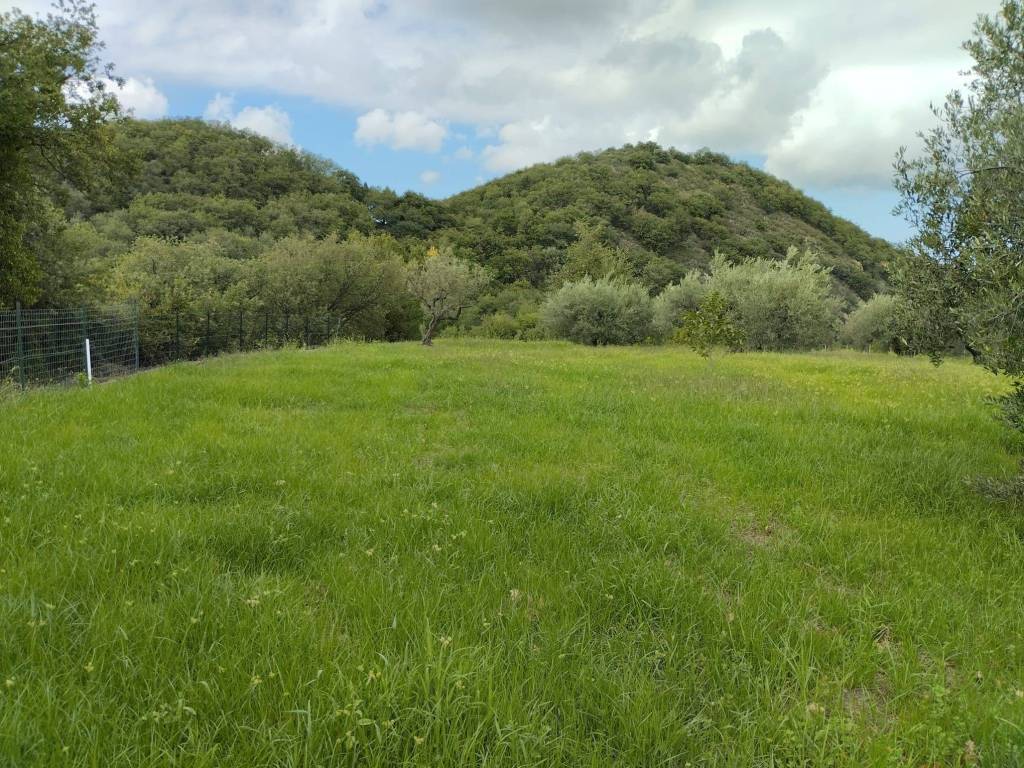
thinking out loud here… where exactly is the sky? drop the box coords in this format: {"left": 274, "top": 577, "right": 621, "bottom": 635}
{"left": 7, "top": 0, "right": 998, "bottom": 242}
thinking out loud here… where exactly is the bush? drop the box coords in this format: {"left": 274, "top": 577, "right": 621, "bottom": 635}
{"left": 652, "top": 271, "right": 706, "bottom": 340}
{"left": 456, "top": 282, "right": 544, "bottom": 340}
{"left": 476, "top": 312, "right": 521, "bottom": 339}
{"left": 705, "top": 251, "right": 842, "bottom": 350}
{"left": 112, "top": 232, "right": 420, "bottom": 360}
{"left": 840, "top": 294, "right": 903, "bottom": 351}
{"left": 540, "top": 276, "right": 654, "bottom": 345}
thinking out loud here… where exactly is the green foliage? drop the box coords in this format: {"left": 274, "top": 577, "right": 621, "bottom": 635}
{"left": 446, "top": 143, "right": 895, "bottom": 298}
{"left": 840, "top": 294, "right": 904, "bottom": 352}
{"left": 13, "top": 109, "right": 896, "bottom": 336}
{"left": 3, "top": 44, "right": 896, "bottom": 358}
{"left": 540, "top": 277, "right": 654, "bottom": 345}
{"left": 651, "top": 271, "right": 707, "bottom": 340}
{"left": 258, "top": 234, "right": 415, "bottom": 340}
{"left": 673, "top": 290, "right": 745, "bottom": 358}
{"left": 110, "top": 233, "right": 419, "bottom": 358}
{"left": 371, "top": 190, "right": 454, "bottom": 240}
{"left": 704, "top": 250, "right": 843, "bottom": 350}
{"left": 112, "top": 237, "right": 253, "bottom": 315}
{"left": 406, "top": 246, "right": 491, "bottom": 345}
{"left": 894, "top": 1, "right": 1024, "bottom": 494}
{"left": 67, "top": 120, "right": 379, "bottom": 250}
{"left": 455, "top": 283, "right": 544, "bottom": 341}
{"left": 90, "top": 118, "right": 368, "bottom": 212}
{"left": 260, "top": 191, "right": 373, "bottom": 239}
{"left": 894, "top": 0, "right": 1024, "bottom": 377}
{"left": 0, "top": 1, "right": 121, "bottom": 305}
{"left": 474, "top": 312, "right": 521, "bottom": 339}
{"left": 552, "top": 221, "right": 631, "bottom": 285}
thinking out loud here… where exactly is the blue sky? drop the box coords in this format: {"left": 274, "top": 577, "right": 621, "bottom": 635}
{"left": 11, "top": 0, "right": 992, "bottom": 243}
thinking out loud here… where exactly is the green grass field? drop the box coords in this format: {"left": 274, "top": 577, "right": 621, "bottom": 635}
{"left": 2, "top": 341, "right": 1023, "bottom": 766}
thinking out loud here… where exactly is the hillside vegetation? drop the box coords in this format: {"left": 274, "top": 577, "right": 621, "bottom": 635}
{"left": 1, "top": 342, "right": 1021, "bottom": 766}
{"left": 43, "top": 120, "right": 895, "bottom": 310}
{"left": 442, "top": 144, "right": 894, "bottom": 300}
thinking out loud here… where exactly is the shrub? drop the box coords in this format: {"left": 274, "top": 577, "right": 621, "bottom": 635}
{"left": 652, "top": 271, "right": 707, "bottom": 339}
{"left": 540, "top": 276, "right": 654, "bottom": 345}
{"left": 705, "top": 251, "right": 842, "bottom": 350}
{"left": 476, "top": 312, "right": 521, "bottom": 339}
{"left": 840, "top": 294, "right": 903, "bottom": 351}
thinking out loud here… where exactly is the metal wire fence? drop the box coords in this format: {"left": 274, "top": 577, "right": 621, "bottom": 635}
{"left": 0, "top": 304, "right": 139, "bottom": 387}
{"left": 1, "top": 303, "right": 371, "bottom": 388}
{"left": 138, "top": 307, "right": 355, "bottom": 366}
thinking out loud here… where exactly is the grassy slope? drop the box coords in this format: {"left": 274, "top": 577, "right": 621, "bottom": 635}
{"left": 1, "top": 342, "right": 1022, "bottom": 767}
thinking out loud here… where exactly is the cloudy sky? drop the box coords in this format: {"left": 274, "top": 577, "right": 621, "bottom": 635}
{"left": 9, "top": 0, "right": 996, "bottom": 240}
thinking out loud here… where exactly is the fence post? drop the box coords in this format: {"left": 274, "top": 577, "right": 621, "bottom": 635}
{"left": 132, "top": 303, "right": 140, "bottom": 372}
{"left": 78, "top": 309, "right": 88, "bottom": 376}
{"left": 14, "top": 301, "right": 25, "bottom": 389}
{"left": 304, "top": 316, "right": 309, "bottom": 347}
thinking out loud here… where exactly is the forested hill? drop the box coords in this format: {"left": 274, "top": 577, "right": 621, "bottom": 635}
{"left": 66, "top": 120, "right": 895, "bottom": 301}
{"left": 439, "top": 144, "right": 896, "bottom": 300}
{"left": 69, "top": 119, "right": 377, "bottom": 248}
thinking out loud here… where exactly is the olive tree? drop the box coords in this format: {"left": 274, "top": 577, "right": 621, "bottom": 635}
{"left": 651, "top": 271, "right": 707, "bottom": 340}
{"left": 406, "top": 246, "right": 490, "bottom": 345}
{"left": 705, "top": 250, "right": 842, "bottom": 351}
{"left": 840, "top": 294, "right": 904, "bottom": 352}
{"left": 894, "top": 0, "right": 1024, "bottom": 491}
{"left": 540, "top": 276, "right": 654, "bottom": 345}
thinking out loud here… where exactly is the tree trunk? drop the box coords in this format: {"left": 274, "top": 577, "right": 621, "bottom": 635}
{"left": 421, "top": 315, "right": 440, "bottom": 346}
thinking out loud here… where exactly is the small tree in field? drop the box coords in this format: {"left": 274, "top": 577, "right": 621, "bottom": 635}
{"left": 674, "top": 290, "right": 745, "bottom": 359}
{"left": 406, "top": 246, "right": 489, "bottom": 345}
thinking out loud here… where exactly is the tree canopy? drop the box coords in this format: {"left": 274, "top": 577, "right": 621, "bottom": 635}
{"left": 0, "top": 0, "right": 121, "bottom": 305}
{"left": 895, "top": 0, "right": 1024, "bottom": 494}
{"left": 895, "top": 0, "right": 1024, "bottom": 376}
{"left": 442, "top": 144, "right": 897, "bottom": 300}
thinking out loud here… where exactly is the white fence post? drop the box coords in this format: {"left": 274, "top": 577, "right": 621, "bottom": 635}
{"left": 85, "top": 338, "right": 93, "bottom": 383}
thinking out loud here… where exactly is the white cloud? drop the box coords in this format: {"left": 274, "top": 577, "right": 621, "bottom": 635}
{"left": 355, "top": 109, "right": 446, "bottom": 152}
{"left": 419, "top": 169, "right": 441, "bottom": 184}
{"left": 353, "top": 108, "right": 392, "bottom": 145}
{"left": 453, "top": 146, "right": 474, "bottom": 160}
{"left": 203, "top": 92, "right": 234, "bottom": 122}
{"left": 69, "top": 0, "right": 992, "bottom": 190}
{"left": 202, "top": 94, "right": 294, "bottom": 145}
{"left": 232, "top": 106, "right": 293, "bottom": 145}
{"left": 107, "top": 76, "right": 169, "bottom": 119}
{"left": 482, "top": 117, "right": 571, "bottom": 172}
{"left": 764, "top": 63, "right": 966, "bottom": 189}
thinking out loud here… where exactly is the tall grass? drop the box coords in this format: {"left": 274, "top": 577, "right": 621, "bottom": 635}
{"left": 1, "top": 341, "right": 1022, "bottom": 766}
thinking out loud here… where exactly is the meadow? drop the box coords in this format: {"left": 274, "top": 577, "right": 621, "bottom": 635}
{"left": 1, "top": 340, "right": 1023, "bottom": 766}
